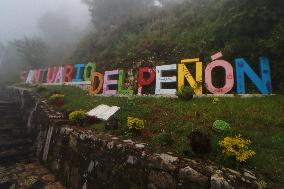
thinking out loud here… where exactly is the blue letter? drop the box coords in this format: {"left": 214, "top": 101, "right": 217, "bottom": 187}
{"left": 72, "top": 64, "right": 85, "bottom": 82}
{"left": 235, "top": 57, "right": 272, "bottom": 94}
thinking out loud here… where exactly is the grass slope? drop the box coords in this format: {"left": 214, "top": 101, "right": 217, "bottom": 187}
{"left": 34, "top": 85, "right": 284, "bottom": 187}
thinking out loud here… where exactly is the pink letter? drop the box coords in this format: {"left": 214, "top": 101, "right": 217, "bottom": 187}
{"left": 205, "top": 52, "right": 234, "bottom": 94}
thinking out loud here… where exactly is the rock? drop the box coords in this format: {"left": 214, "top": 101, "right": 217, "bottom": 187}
{"left": 135, "top": 144, "right": 145, "bottom": 149}
{"left": 148, "top": 153, "right": 178, "bottom": 171}
{"left": 179, "top": 166, "right": 208, "bottom": 187}
{"left": 244, "top": 171, "right": 257, "bottom": 180}
{"left": 127, "top": 155, "right": 137, "bottom": 165}
{"left": 210, "top": 171, "right": 233, "bottom": 189}
{"left": 107, "top": 141, "right": 114, "bottom": 149}
{"left": 148, "top": 171, "right": 176, "bottom": 189}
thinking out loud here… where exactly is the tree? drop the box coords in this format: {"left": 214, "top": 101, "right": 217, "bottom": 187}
{"left": 83, "top": 0, "right": 156, "bottom": 31}
{"left": 14, "top": 37, "right": 48, "bottom": 69}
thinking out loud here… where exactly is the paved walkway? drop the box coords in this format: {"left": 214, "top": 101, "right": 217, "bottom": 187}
{"left": 0, "top": 161, "right": 65, "bottom": 189}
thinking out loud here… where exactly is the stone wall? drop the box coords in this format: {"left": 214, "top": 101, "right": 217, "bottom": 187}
{"left": 3, "top": 87, "right": 258, "bottom": 189}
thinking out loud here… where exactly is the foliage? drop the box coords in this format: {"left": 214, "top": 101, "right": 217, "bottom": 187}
{"left": 69, "top": 110, "right": 86, "bottom": 126}
{"left": 13, "top": 37, "right": 48, "bottom": 69}
{"left": 127, "top": 117, "right": 145, "bottom": 130}
{"left": 176, "top": 86, "right": 194, "bottom": 100}
{"left": 49, "top": 93, "right": 65, "bottom": 101}
{"left": 219, "top": 135, "right": 256, "bottom": 163}
{"left": 35, "top": 84, "right": 47, "bottom": 93}
{"left": 152, "top": 132, "right": 174, "bottom": 146}
{"left": 213, "top": 120, "right": 232, "bottom": 134}
{"left": 188, "top": 131, "right": 211, "bottom": 154}
{"left": 73, "top": 0, "right": 284, "bottom": 93}
{"left": 212, "top": 98, "right": 220, "bottom": 104}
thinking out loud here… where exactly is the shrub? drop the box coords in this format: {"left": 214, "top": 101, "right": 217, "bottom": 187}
{"left": 69, "top": 110, "right": 86, "bottom": 126}
{"left": 48, "top": 93, "right": 65, "bottom": 107}
{"left": 219, "top": 135, "right": 256, "bottom": 162}
{"left": 188, "top": 131, "right": 212, "bottom": 154}
{"left": 213, "top": 120, "right": 232, "bottom": 134}
{"left": 176, "top": 86, "right": 194, "bottom": 100}
{"left": 127, "top": 117, "right": 145, "bottom": 130}
{"left": 49, "top": 93, "right": 65, "bottom": 101}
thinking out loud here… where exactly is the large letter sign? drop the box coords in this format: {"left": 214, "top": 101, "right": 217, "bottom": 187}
{"left": 64, "top": 65, "right": 75, "bottom": 82}
{"left": 90, "top": 72, "right": 104, "bottom": 95}
{"left": 46, "top": 67, "right": 58, "bottom": 83}
{"left": 205, "top": 53, "right": 234, "bottom": 94}
{"left": 118, "top": 70, "right": 134, "bottom": 95}
{"left": 26, "top": 70, "right": 35, "bottom": 84}
{"left": 155, "top": 64, "right": 177, "bottom": 95}
{"left": 54, "top": 67, "right": 64, "bottom": 83}
{"left": 138, "top": 67, "right": 155, "bottom": 95}
{"left": 178, "top": 58, "right": 202, "bottom": 95}
{"left": 21, "top": 52, "right": 273, "bottom": 96}
{"left": 103, "top": 70, "right": 119, "bottom": 95}
{"left": 235, "top": 57, "right": 272, "bottom": 94}
{"left": 83, "top": 63, "right": 96, "bottom": 81}
{"left": 73, "top": 64, "right": 85, "bottom": 82}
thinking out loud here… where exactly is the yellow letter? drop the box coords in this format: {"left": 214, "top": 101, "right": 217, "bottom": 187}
{"left": 178, "top": 58, "right": 202, "bottom": 95}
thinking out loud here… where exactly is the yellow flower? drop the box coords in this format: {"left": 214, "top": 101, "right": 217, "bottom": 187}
{"left": 219, "top": 135, "right": 256, "bottom": 162}
{"left": 127, "top": 117, "right": 145, "bottom": 130}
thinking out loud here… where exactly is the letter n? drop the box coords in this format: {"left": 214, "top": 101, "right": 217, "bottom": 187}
{"left": 235, "top": 57, "right": 272, "bottom": 94}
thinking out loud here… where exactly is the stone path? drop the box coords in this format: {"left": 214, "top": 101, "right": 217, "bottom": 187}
{"left": 0, "top": 99, "right": 65, "bottom": 189}
{"left": 0, "top": 161, "right": 65, "bottom": 189}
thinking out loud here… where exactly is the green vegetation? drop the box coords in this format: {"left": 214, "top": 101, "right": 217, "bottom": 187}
{"left": 33, "top": 85, "right": 284, "bottom": 187}
{"left": 72, "top": 0, "right": 284, "bottom": 92}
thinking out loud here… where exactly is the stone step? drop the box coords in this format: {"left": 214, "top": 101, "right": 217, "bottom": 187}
{"left": 0, "top": 133, "right": 31, "bottom": 139}
{"left": 0, "top": 139, "right": 32, "bottom": 148}
{"left": 0, "top": 129, "right": 28, "bottom": 136}
{"left": 0, "top": 122, "right": 24, "bottom": 126}
{"left": 0, "top": 149, "right": 34, "bottom": 164}
{"left": 0, "top": 124, "right": 25, "bottom": 129}
{"left": 0, "top": 115, "right": 22, "bottom": 118}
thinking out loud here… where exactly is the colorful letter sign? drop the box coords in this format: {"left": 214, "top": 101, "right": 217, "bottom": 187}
{"left": 205, "top": 53, "right": 234, "bottom": 94}
{"left": 22, "top": 53, "right": 273, "bottom": 96}
{"left": 83, "top": 63, "right": 96, "bottom": 81}
{"left": 138, "top": 67, "right": 155, "bottom": 95}
{"left": 90, "top": 72, "right": 104, "bottom": 95}
{"left": 103, "top": 70, "right": 119, "bottom": 96}
{"left": 235, "top": 57, "right": 272, "bottom": 94}
{"left": 178, "top": 58, "right": 202, "bottom": 95}
{"left": 118, "top": 70, "right": 134, "bottom": 95}
{"left": 155, "top": 64, "right": 177, "bottom": 95}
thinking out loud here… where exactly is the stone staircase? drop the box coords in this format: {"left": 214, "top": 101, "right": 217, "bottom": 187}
{"left": 0, "top": 100, "right": 34, "bottom": 165}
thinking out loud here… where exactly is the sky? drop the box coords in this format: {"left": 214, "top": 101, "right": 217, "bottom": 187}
{"left": 0, "top": 0, "right": 90, "bottom": 44}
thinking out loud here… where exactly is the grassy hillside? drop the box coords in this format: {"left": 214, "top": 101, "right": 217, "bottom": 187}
{"left": 71, "top": 0, "right": 284, "bottom": 92}
{"left": 33, "top": 85, "right": 284, "bottom": 187}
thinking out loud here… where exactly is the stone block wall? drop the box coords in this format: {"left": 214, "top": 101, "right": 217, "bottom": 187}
{"left": 3, "top": 87, "right": 258, "bottom": 189}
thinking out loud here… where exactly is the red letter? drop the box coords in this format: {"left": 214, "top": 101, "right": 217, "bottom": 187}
{"left": 64, "top": 64, "right": 75, "bottom": 82}
{"left": 138, "top": 67, "right": 155, "bottom": 95}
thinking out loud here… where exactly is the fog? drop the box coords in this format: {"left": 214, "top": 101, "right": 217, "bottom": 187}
{"left": 0, "top": 0, "right": 90, "bottom": 44}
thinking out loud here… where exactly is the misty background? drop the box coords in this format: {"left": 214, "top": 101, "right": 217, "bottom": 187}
{"left": 0, "top": 0, "right": 90, "bottom": 44}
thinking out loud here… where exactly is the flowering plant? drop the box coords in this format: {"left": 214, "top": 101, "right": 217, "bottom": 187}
{"left": 127, "top": 117, "right": 145, "bottom": 130}
{"left": 219, "top": 135, "right": 256, "bottom": 162}
{"left": 49, "top": 94, "right": 65, "bottom": 101}
{"left": 69, "top": 110, "right": 86, "bottom": 126}
{"left": 49, "top": 94, "right": 65, "bottom": 107}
